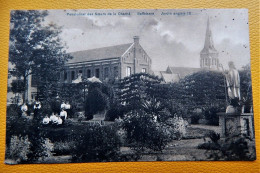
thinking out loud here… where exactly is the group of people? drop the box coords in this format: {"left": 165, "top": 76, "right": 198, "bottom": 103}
{"left": 20, "top": 100, "right": 41, "bottom": 117}
{"left": 42, "top": 101, "right": 70, "bottom": 126}
{"left": 20, "top": 100, "right": 71, "bottom": 126}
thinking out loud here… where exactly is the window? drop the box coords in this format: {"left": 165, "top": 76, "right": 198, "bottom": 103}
{"left": 87, "top": 69, "right": 91, "bottom": 78}
{"left": 78, "top": 70, "right": 82, "bottom": 74}
{"left": 126, "top": 67, "right": 131, "bottom": 77}
{"left": 95, "top": 69, "right": 100, "bottom": 78}
{"left": 142, "top": 68, "right": 146, "bottom": 73}
{"left": 71, "top": 71, "right": 75, "bottom": 80}
{"left": 64, "top": 71, "right": 67, "bottom": 81}
{"left": 104, "top": 67, "right": 109, "bottom": 78}
{"left": 114, "top": 66, "right": 118, "bottom": 78}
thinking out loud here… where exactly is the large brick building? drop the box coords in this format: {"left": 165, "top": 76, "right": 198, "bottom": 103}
{"left": 61, "top": 36, "right": 152, "bottom": 83}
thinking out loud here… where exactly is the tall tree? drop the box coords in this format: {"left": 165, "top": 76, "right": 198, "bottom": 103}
{"left": 118, "top": 73, "right": 162, "bottom": 113}
{"left": 9, "top": 10, "right": 71, "bottom": 103}
{"left": 178, "top": 71, "right": 226, "bottom": 112}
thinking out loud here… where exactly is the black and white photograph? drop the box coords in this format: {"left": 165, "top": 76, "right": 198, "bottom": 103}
{"left": 5, "top": 9, "right": 256, "bottom": 164}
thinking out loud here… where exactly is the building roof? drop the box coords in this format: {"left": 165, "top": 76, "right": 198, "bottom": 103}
{"left": 166, "top": 66, "right": 201, "bottom": 79}
{"left": 67, "top": 43, "right": 133, "bottom": 64}
{"left": 161, "top": 73, "right": 180, "bottom": 83}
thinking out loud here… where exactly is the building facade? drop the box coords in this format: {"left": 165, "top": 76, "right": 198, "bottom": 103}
{"left": 61, "top": 36, "right": 152, "bottom": 83}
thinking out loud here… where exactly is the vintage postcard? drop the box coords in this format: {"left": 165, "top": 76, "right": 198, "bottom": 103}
{"left": 5, "top": 9, "right": 256, "bottom": 164}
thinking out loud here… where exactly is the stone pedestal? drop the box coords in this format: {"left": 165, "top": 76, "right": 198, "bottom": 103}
{"left": 218, "top": 112, "right": 254, "bottom": 139}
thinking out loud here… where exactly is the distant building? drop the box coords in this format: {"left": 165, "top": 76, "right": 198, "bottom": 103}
{"left": 155, "top": 17, "right": 220, "bottom": 83}
{"left": 61, "top": 36, "right": 153, "bottom": 83}
{"left": 154, "top": 67, "right": 201, "bottom": 83}
{"left": 200, "top": 18, "right": 220, "bottom": 70}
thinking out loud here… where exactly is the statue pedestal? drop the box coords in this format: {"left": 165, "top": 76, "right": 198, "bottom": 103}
{"left": 218, "top": 112, "right": 254, "bottom": 139}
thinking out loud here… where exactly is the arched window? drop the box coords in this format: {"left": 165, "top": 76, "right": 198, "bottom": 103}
{"left": 104, "top": 67, "right": 109, "bottom": 78}
{"left": 87, "top": 69, "right": 91, "bottom": 78}
{"left": 114, "top": 66, "right": 118, "bottom": 78}
{"left": 71, "top": 71, "right": 75, "bottom": 80}
{"left": 95, "top": 69, "right": 100, "bottom": 78}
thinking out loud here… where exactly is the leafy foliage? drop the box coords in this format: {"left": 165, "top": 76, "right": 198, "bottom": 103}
{"left": 37, "top": 138, "right": 54, "bottom": 162}
{"left": 6, "top": 135, "right": 31, "bottom": 164}
{"left": 9, "top": 10, "right": 71, "bottom": 102}
{"left": 179, "top": 71, "right": 226, "bottom": 112}
{"left": 198, "top": 132, "right": 256, "bottom": 161}
{"left": 118, "top": 73, "right": 162, "bottom": 113}
{"left": 204, "top": 107, "right": 220, "bottom": 125}
{"left": 85, "top": 82, "right": 112, "bottom": 119}
{"left": 10, "top": 79, "right": 24, "bottom": 94}
{"left": 121, "top": 111, "right": 176, "bottom": 152}
{"left": 71, "top": 124, "right": 121, "bottom": 162}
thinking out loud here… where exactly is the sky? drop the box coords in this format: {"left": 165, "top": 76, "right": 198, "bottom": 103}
{"left": 45, "top": 9, "right": 250, "bottom": 71}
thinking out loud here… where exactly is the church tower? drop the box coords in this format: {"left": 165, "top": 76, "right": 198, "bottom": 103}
{"left": 200, "top": 17, "right": 220, "bottom": 70}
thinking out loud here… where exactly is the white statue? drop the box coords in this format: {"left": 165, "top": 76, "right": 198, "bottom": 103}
{"left": 225, "top": 61, "right": 241, "bottom": 100}
{"left": 220, "top": 62, "right": 241, "bottom": 113}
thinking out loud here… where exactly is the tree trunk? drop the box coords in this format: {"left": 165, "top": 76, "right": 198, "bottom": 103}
{"left": 23, "top": 73, "right": 28, "bottom": 104}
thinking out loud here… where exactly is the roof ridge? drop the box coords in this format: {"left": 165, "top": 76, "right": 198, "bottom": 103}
{"left": 69, "top": 43, "right": 132, "bottom": 54}
{"left": 168, "top": 66, "right": 200, "bottom": 69}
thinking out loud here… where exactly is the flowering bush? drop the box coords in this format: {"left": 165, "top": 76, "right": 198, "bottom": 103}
{"left": 7, "top": 135, "right": 31, "bottom": 163}
{"left": 37, "top": 138, "right": 54, "bottom": 162}
{"left": 122, "top": 111, "right": 176, "bottom": 152}
{"left": 165, "top": 115, "right": 188, "bottom": 139}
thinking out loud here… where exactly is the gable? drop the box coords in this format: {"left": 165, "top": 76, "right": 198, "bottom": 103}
{"left": 122, "top": 43, "right": 151, "bottom": 64}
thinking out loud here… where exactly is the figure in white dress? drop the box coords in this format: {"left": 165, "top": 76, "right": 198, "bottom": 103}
{"left": 21, "top": 103, "right": 28, "bottom": 116}
{"left": 42, "top": 115, "right": 50, "bottom": 125}
{"left": 60, "top": 109, "right": 67, "bottom": 124}
{"left": 61, "top": 101, "right": 66, "bottom": 110}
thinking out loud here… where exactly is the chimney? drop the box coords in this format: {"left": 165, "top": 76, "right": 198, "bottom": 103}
{"left": 133, "top": 36, "right": 139, "bottom": 44}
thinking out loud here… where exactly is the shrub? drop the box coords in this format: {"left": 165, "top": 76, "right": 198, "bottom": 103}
{"left": 6, "top": 135, "right": 31, "bottom": 164}
{"left": 6, "top": 104, "right": 21, "bottom": 124}
{"left": 190, "top": 113, "right": 200, "bottom": 124}
{"left": 121, "top": 111, "right": 175, "bottom": 152}
{"left": 198, "top": 131, "right": 221, "bottom": 150}
{"left": 85, "top": 87, "right": 110, "bottom": 120}
{"left": 71, "top": 124, "right": 121, "bottom": 162}
{"left": 105, "top": 103, "right": 124, "bottom": 121}
{"left": 37, "top": 138, "right": 54, "bottom": 162}
{"left": 204, "top": 107, "right": 219, "bottom": 126}
{"left": 53, "top": 141, "right": 76, "bottom": 156}
{"left": 198, "top": 132, "right": 256, "bottom": 161}
{"left": 209, "top": 131, "right": 220, "bottom": 143}
{"left": 165, "top": 115, "right": 188, "bottom": 139}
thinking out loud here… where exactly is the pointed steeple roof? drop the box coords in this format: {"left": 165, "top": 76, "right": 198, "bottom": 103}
{"left": 200, "top": 17, "right": 218, "bottom": 54}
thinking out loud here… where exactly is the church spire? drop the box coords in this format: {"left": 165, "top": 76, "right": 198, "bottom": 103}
{"left": 200, "top": 17, "right": 220, "bottom": 70}
{"left": 201, "top": 17, "right": 217, "bottom": 54}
